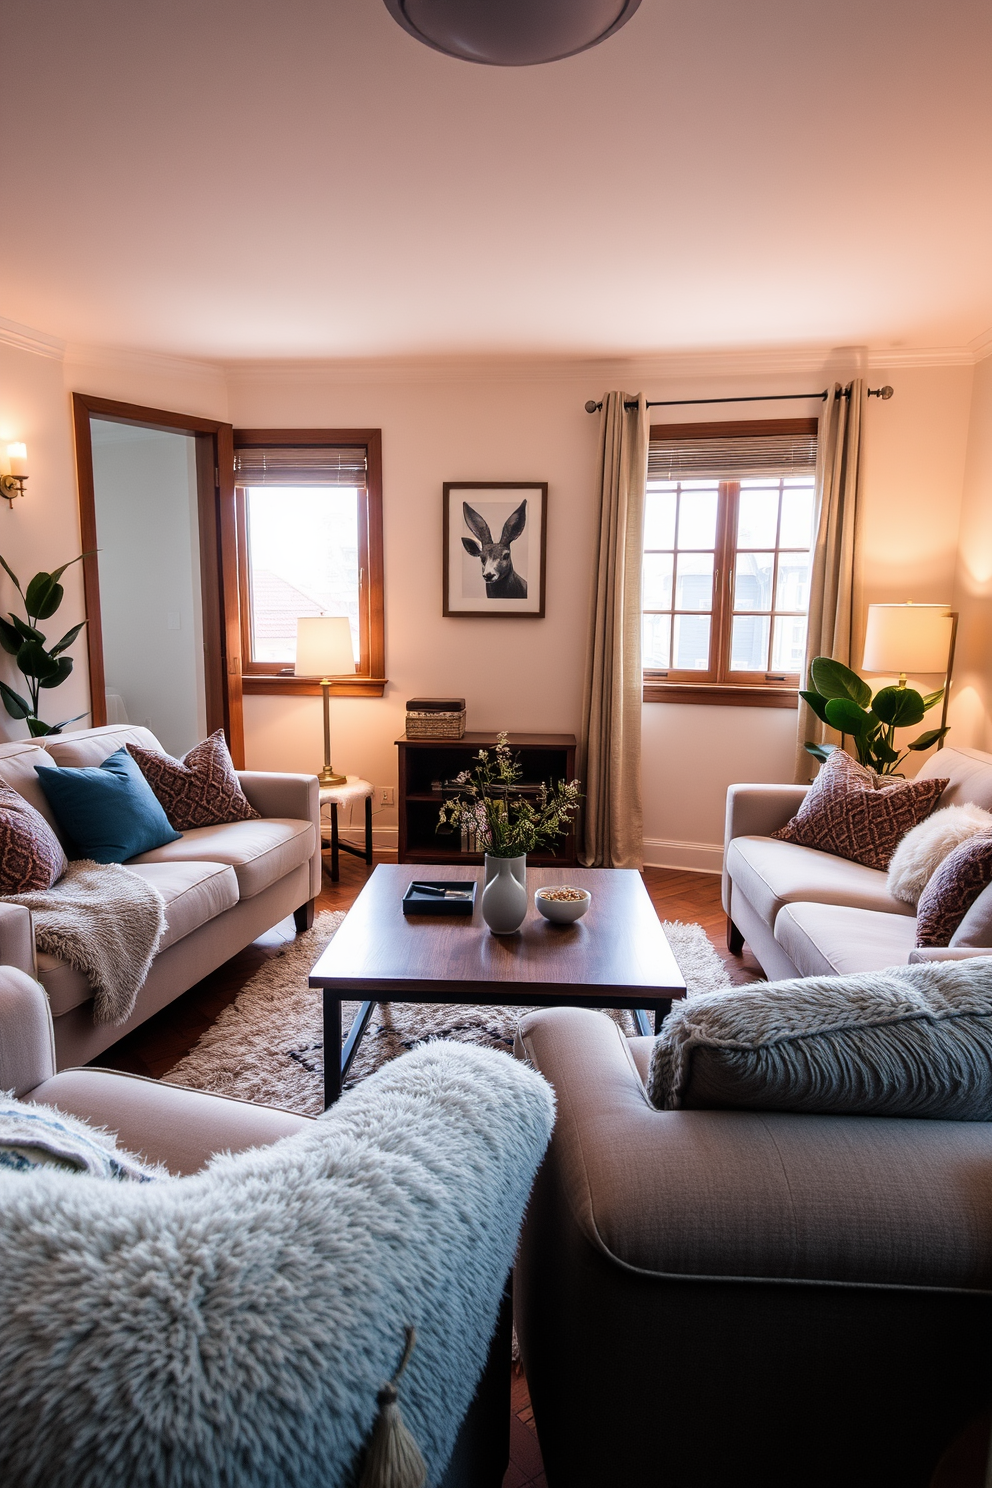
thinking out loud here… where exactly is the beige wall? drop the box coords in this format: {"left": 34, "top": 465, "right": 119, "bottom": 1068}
{"left": 951, "top": 354, "right": 992, "bottom": 752}
{"left": 0, "top": 326, "right": 980, "bottom": 868}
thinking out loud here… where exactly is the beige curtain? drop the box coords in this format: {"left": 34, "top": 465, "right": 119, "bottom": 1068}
{"left": 794, "top": 379, "right": 867, "bottom": 781}
{"left": 579, "top": 391, "right": 649, "bottom": 868}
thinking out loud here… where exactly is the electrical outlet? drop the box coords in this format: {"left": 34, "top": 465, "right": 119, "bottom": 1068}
{"left": 379, "top": 786, "right": 394, "bottom": 806}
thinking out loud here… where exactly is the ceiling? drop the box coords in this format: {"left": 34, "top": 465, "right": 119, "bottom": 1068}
{"left": 2, "top": 0, "right": 991, "bottom": 362}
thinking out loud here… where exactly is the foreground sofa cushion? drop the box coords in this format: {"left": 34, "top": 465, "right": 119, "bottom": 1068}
{"left": 129, "top": 816, "right": 315, "bottom": 899}
{"left": 0, "top": 785, "right": 66, "bottom": 892}
{"left": 127, "top": 729, "right": 261, "bottom": 830}
{"left": 773, "top": 901, "right": 920, "bottom": 978}
{"left": 771, "top": 748, "right": 947, "bottom": 871}
{"left": 648, "top": 958, "right": 992, "bottom": 1119}
{"left": 34, "top": 747, "right": 181, "bottom": 863}
{"left": 0, "top": 1042, "right": 554, "bottom": 1488}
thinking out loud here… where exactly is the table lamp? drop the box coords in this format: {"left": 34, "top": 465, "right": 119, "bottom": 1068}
{"left": 295, "top": 616, "right": 356, "bottom": 787}
{"left": 862, "top": 601, "right": 957, "bottom": 744}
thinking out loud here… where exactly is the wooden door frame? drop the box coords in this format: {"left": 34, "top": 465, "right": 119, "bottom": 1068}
{"left": 70, "top": 392, "right": 245, "bottom": 765}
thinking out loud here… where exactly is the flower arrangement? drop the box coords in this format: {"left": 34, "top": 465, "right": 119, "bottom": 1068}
{"left": 437, "top": 732, "right": 581, "bottom": 858}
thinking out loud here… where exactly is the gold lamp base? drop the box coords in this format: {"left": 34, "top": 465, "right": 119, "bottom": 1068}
{"left": 319, "top": 766, "right": 348, "bottom": 787}
{"left": 317, "top": 681, "right": 347, "bottom": 787}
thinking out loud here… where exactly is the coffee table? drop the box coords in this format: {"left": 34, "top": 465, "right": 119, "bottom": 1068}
{"left": 308, "top": 863, "right": 687, "bottom": 1106}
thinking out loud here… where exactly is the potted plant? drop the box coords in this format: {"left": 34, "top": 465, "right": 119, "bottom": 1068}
{"left": 802, "top": 656, "right": 947, "bottom": 776}
{"left": 0, "top": 554, "right": 87, "bottom": 736}
{"left": 437, "top": 732, "right": 581, "bottom": 933}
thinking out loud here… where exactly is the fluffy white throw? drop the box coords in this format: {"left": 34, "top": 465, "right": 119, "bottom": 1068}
{"left": 1, "top": 861, "right": 166, "bottom": 1024}
{"left": 886, "top": 803, "right": 992, "bottom": 905}
{"left": 0, "top": 1041, "right": 555, "bottom": 1488}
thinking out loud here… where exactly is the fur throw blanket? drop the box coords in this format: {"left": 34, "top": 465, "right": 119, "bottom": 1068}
{"left": 0, "top": 1042, "right": 555, "bottom": 1488}
{"left": 2, "top": 861, "right": 166, "bottom": 1025}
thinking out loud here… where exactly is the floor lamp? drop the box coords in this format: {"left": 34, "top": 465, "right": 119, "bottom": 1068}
{"left": 295, "top": 616, "right": 356, "bottom": 787}
{"left": 862, "top": 603, "right": 958, "bottom": 745}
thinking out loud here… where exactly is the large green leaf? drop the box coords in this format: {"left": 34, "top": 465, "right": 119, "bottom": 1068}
{"left": 804, "top": 741, "right": 837, "bottom": 763}
{"left": 15, "top": 640, "right": 61, "bottom": 683}
{"left": 7, "top": 612, "right": 44, "bottom": 644}
{"left": 872, "top": 738, "right": 900, "bottom": 764}
{"left": 799, "top": 689, "right": 831, "bottom": 724}
{"left": 921, "top": 688, "right": 945, "bottom": 711}
{"left": 0, "top": 617, "right": 21, "bottom": 656}
{"left": 0, "top": 679, "right": 31, "bottom": 719}
{"left": 26, "top": 716, "right": 57, "bottom": 737}
{"left": 49, "top": 620, "right": 85, "bottom": 657}
{"left": 809, "top": 657, "right": 872, "bottom": 709}
{"left": 24, "top": 574, "right": 64, "bottom": 621}
{"left": 42, "top": 711, "right": 88, "bottom": 736}
{"left": 906, "top": 726, "right": 950, "bottom": 752}
{"left": 38, "top": 656, "right": 73, "bottom": 688}
{"left": 872, "top": 686, "right": 926, "bottom": 728}
{"left": 0, "top": 553, "right": 24, "bottom": 601}
{"left": 824, "top": 697, "right": 875, "bottom": 735}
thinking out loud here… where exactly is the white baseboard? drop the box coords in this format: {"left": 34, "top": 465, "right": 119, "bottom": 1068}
{"left": 642, "top": 838, "right": 724, "bottom": 874}
{"left": 334, "top": 826, "right": 398, "bottom": 857}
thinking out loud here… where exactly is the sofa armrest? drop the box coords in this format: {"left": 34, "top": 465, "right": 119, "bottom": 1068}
{"left": 909, "top": 948, "right": 992, "bottom": 963}
{"left": 723, "top": 784, "right": 808, "bottom": 913}
{"left": 0, "top": 966, "right": 56, "bottom": 1096}
{"left": 514, "top": 1006, "right": 992, "bottom": 1290}
{"left": 238, "top": 771, "right": 321, "bottom": 900}
{"left": 0, "top": 903, "right": 36, "bottom": 978}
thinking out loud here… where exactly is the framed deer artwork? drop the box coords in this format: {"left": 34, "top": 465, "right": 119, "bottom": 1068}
{"left": 442, "top": 482, "right": 547, "bottom": 618}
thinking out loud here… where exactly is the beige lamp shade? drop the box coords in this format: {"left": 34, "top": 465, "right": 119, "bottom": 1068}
{"left": 294, "top": 616, "right": 356, "bottom": 677}
{"left": 862, "top": 604, "right": 953, "bottom": 674}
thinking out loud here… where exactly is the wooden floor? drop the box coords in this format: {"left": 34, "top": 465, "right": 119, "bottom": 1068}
{"left": 97, "top": 857, "right": 762, "bottom": 1488}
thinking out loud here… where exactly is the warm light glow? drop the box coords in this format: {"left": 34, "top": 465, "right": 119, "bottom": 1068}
{"left": 294, "top": 616, "right": 355, "bottom": 678}
{"left": 862, "top": 602, "right": 953, "bottom": 674}
{"left": 6, "top": 443, "right": 27, "bottom": 477}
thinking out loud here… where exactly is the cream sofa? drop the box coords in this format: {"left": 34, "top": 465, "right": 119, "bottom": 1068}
{"left": 723, "top": 746, "right": 992, "bottom": 979}
{"left": 0, "top": 724, "right": 320, "bottom": 1068}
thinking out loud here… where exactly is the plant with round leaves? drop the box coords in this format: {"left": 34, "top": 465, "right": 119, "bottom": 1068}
{"left": 801, "top": 655, "right": 947, "bottom": 775}
{"left": 0, "top": 553, "right": 88, "bottom": 737}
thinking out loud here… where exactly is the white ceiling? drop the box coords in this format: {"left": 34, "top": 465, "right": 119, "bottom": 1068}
{"left": 2, "top": 0, "right": 991, "bottom": 361}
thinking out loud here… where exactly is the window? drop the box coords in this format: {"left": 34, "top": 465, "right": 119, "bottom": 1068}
{"left": 642, "top": 419, "right": 817, "bottom": 706}
{"left": 233, "top": 430, "right": 384, "bottom": 696}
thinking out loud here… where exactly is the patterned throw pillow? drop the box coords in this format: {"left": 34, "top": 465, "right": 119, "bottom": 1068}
{"left": 916, "top": 834, "right": 992, "bottom": 947}
{"left": 771, "top": 749, "right": 948, "bottom": 872}
{"left": 126, "top": 730, "right": 260, "bottom": 831}
{"left": 0, "top": 785, "right": 67, "bottom": 892}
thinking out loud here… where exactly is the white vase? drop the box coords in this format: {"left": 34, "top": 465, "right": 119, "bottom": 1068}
{"left": 482, "top": 854, "right": 528, "bottom": 935}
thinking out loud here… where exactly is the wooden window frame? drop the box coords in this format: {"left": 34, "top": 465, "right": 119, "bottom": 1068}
{"left": 643, "top": 418, "right": 817, "bottom": 708}
{"left": 232, "top": 428, "right": 386, "bottom": 698}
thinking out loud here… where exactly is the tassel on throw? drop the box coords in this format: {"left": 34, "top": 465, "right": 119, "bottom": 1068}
{"left": 358, "top": 1326, "right": 428, "bottom": 1488}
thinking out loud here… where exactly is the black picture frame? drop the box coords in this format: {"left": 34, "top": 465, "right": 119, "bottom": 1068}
{"left": 442, "top": 482, "right": 547, "bottom": 619}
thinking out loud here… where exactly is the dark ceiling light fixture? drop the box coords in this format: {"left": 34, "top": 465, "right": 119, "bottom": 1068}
{"left": 382, "top": 0, "right": 642, "bottom": 66}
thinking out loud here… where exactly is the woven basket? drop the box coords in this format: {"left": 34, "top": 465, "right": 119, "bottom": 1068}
{"left": 405, "top": 709, "right": 466, "bottom": 739}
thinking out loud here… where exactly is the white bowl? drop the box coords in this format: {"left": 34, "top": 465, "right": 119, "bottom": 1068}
{"left": 535, "top": 886, "right": 591, "bottom": 924}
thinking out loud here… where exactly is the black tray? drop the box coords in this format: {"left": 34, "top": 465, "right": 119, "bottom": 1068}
{"left": 402, "top": 879, "right": 477, "bottom": 915}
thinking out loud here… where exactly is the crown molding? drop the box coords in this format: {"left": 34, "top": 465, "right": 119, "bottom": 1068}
{"left": 63, "top": 341, "right": 226, "bottom": 384}
{"left": 0, "top": 315, "right": 65, "bottom": 361}
{"left": 866, "top": 345, "right": 976, "bottom": 369}
{"left": 968, "top": 327, "right": 992, "bottom": 364}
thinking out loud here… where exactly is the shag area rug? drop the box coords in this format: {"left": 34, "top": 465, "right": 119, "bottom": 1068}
{"left": 164, "top": 911, "right": 733, "bottom": 1116}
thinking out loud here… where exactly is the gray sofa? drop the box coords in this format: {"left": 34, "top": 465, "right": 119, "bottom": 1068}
{"left": 0, "top": 723, "right": 321, "bottom": 1068}
{"left": 513, "top": 1004, "right": 992, "bottom": 1488}
{"left": 723, "top": 746, "right": 992, "bottom": 979}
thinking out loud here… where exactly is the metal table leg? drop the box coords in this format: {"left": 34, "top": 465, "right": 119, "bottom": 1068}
{"left": 323, "top": 993, "right": 378, "bottom": 1109}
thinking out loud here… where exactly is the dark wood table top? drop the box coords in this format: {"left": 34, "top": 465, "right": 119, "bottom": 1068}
{"left": 308, "top": 864, "right": 686, "bottom": 1008}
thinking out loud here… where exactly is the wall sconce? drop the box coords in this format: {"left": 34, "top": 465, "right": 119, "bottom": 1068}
{"left": 1, "top": 444, "right": 28, "bottom": 508}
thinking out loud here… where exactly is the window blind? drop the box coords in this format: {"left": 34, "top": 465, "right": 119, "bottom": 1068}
{"left": 233, "top": 446, "right": 367, "bottom": 487}
{"left": 648, "top": 432, "right": 817, "bottom": 482}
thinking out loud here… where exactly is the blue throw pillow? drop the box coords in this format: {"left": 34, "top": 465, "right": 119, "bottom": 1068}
{"left": 34, "top": 747, "right": 182, "bottom": 864}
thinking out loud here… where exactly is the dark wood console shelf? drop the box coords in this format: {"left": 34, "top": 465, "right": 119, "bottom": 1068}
{"left": 396, "top": 731, "right": 578, "bottom": 866}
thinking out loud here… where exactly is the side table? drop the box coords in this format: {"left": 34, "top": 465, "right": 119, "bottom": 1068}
{"left": 319, "top": 778, "right": 374, "bottom": 881}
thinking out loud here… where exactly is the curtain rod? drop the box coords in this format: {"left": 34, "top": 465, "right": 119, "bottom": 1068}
{"left": 583, "top": 386, "right": 894, "bottom": 413}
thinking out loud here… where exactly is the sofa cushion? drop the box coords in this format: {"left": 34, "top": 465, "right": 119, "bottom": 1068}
{"left": 774, "top": 902, "right": 920, "bottom": 977}
{"left": 39, "top": 860, "right": 239, "bottom": 1017}
{"left": 34, "top": 747, "right": 181, "bottom": 864}
{"left": 915, "top": 745, "right": 992, "bottom": 811}
{"left": 0, "top": 740, "right": 64, "bottom": 836}
{"left": 126, "top": 730, "right": 260, "bottom": 831}
{"left": 127, "top": 817, "right": 315, "bottom": 900}
{"left": 771, "top": 748, "right": 947, "bottom": 871}
{"left": 43, "top": 724, "right": 164, "bottom": 769}
{"left": 916, "top": 834, "right": 992, "bottom": 947}
{"left": 0, "top": 785, "right": 67, "bottom": 892}
{"left": 647, "top": 958, "right": 992, "bottom": 1120}
{"left": 726, "top": 835, "right": 914, "bottom": 927}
